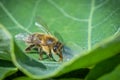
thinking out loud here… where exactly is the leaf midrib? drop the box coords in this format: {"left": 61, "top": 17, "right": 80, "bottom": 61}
{"left": 88, "top": 0, "right": 95, "bottom": 50}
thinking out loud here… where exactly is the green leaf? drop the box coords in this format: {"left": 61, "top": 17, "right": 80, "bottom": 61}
{"left": 13, "top": 76, "right": 33, "bottom": 80}
{"left": 13, "top": 76, "right": 82, "bottom": 80}
{"left": 0, "top": 59, "right": 17, "bottom": 80}
{"left": 98, "top": 64, "right": 120, "bottom": 80}
{"left": 54, "top": 68, "right": 89, "bottom": 79}
{"left": 0, "top": 0, "right": 120, "bottom": 51}
{"left": 55, "top": 78, "right": 83, "bottom": 80}
{"left": 0, "top": 25, "right": 17, "bottom": 80}
{"left": 0, "top": 0, "right": 120, "bottom": 79}
{"left": 85, "top": 54, "right": 120, "bottom": 80}
{"left": 0, "top": 24, "right": 12, "bottom": 61}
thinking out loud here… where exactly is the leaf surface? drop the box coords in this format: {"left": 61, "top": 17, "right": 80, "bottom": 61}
{"left": 85, "top": 54, "right": 120, "bottom": 80}
{"left": 0, "top": 24, "right": 12, "bottom": 61}
{"left": 98, "top": 64, "right": 120, "bottom": 80}
{"left": 0, "top": 60, "right": 17, "bottom": 80}
{"left": 0, "top": 0, "right": 120, "bottom": 79}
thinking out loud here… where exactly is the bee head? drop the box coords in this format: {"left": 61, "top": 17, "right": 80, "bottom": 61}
{"left": 53, "top": 42, "right": 63, "bottom": 53}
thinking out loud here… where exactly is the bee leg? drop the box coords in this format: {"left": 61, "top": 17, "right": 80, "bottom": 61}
{"left": 55, "top": 47, "right": 63, "bottom": 62}
{"left": 58, "top": 45, "right": 63, "bottom": 62}
{"left": 47, "top": 51, "right": 53, "bottom": 61}
{"left": 57, "top": 51, "right": 63, "bottom": 62}
{"left": 49, "top": 53, "right": 56, "bottom": 61}
{"left": 46, "top": 49, "right": 55, "bottom": 61}
{"left": 25, "top": 44, "right": 35, "bottom": 52}
{"left": 56, "top": 47, "right": 63, "bottom": 62}
{"left": 48, "top": 53, "right": 53, "bottom": 60}
{"left": 38, "top": 47, "right": 43, "bottom": 60}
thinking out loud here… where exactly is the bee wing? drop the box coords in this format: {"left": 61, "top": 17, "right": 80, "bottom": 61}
{"left": 35, "top": 17, "right": 64, "bottom": 43}
{"left": 35, "top": 17, "right": 51, "bottom": 35}
{"left": 15, "top": 33, "right": 29, "bottom": 41}
{"left": 53, "top": 31, "right": 64, "bottom": 43}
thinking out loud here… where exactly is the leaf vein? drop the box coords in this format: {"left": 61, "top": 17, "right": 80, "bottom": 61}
{"left": 93, "top": 8, "right": 120, "bottom": 28}
{"left": 0, "top": 1, "right": 31, "bottom": 34}
{"left": 88, "top": 0, "right": 95, "bottom": 50}
{"left": 47, "top": 0, "right": 88, "bottom": 22}
{"left": 114, "top": 27, "right": 120, "bottom": 36}
{"left": 95, "top": 0, "right": 109, "bottom": 10}
{"left": 27, "top": 0, "right": 41, "bottom": 29}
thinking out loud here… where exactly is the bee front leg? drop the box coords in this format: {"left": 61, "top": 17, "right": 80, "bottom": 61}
{"left": 25, "top": 44, "right": 35, "bottom": 52}
{"left": 46, "top": 49, "right": 55, "bottom": 61}
{"left": 47, "top": 50, "right": 53, "bottom": 61}
{"left": 58, "top": 51, "right": 63, "bottom": 62}
{"left": 53, "top": 48, "right": 63, "bottom": 62}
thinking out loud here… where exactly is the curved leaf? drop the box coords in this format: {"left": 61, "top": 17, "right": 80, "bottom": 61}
{"left": 0, "top": 24, "right": 17, "bottom": 80}
{"left": 0, "top": 0, "right": 120, "bottom": 79}
{"left": 0, "top": 60, "right": 17, "bottom": 80}
{"left": 98, "top": 64, "right": 120, "bottom": 80}
{"left": 13, "top": 76, "right": 33, "bottom": 80}
{"left": 0, "top": 24, "right": 12, "bottom": 61}
{"left": 85, "top": 54, "right": 120, "bottom": 80}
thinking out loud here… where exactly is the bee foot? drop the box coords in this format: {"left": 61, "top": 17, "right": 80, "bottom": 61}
{"left": 38, "top": 57, "right": 43, "bottom": 60}
{"left": 58, "top": 59, "right": 63, "bottom": 62}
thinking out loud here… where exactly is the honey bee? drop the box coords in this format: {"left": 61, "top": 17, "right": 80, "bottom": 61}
{"left": 16, "top": 20, "right": 63, "bottom": 61}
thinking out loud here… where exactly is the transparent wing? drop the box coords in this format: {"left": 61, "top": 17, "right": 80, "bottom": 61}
{"left": 35, "top": 17, "right": 64, "bottom": 42}
{"left": 15, "top": 33, "right": 29, "bottom": 41}
{"left": 53, "top": 31, "right": 64, "bottom": 43}
{"left": 35, "top": 17, "right": 51, "bottom": 35}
